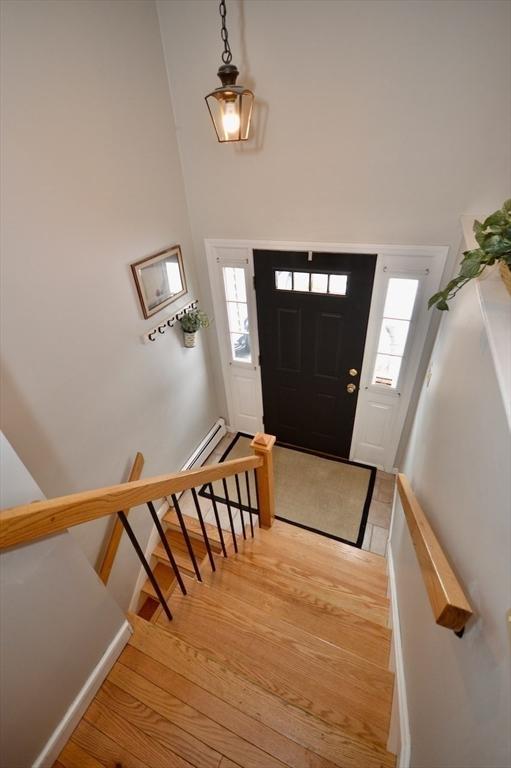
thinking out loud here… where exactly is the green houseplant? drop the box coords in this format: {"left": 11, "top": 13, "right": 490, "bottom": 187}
{"left": 428, "top": 199, "right": 511, "bottom": 311}
{"left": 179, "top": 309, "right": 209, "bottom": 347}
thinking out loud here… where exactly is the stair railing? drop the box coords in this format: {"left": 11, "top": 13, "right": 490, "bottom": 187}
{"left": 397, "top": 474, "right": 473, "bottom": 635}
{"left": 0, "top": 433, "right": 276, "bottom": 622}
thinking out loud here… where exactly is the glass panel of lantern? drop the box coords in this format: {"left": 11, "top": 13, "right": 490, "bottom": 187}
{"left": 205, "top": 88, "right": 255, "bottom": 143}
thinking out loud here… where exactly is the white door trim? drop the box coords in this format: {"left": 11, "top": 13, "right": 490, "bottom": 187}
{"left": 205, "top": 238, "right": 448, "bottom": 470}
{"left": 205, "top": 243, "right": 264, "bottom": 434}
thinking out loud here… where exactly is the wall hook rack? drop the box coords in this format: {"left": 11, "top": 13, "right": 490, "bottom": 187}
{"left": 142, "top": 299, "right": 199, "bottom": 344}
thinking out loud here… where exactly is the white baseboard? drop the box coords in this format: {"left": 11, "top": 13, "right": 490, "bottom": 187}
{"left": 387, "top": 546, "right": 411, "bottom": 768}
{"left": 127, "top": 418, "right": 227, "bottom": 613}
{"left": 32, "top": 620, "right": 132, "bottom": 767}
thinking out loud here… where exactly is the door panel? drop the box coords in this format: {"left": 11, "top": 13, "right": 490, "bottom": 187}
{"left": 277, "top": 308, "right": 302, "bottom": 372}
{"left": 254, "top": 250, "right": 376, "bottom": 457}
{"left": 353, "top": 394, "right": 398, "bottom": 467}
{"left": 231, "top": 367, "right": 261, "bottom": 434}
{"left": 314, "top": 312, "right": 344, "bottom": 379}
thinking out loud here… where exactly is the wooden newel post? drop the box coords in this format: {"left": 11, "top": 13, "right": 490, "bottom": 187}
{"left": 250, "top": 433, "right": 276, "bottom": 529}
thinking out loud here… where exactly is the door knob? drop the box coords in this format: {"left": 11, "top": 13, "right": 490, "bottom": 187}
{"left": 346, "top": 383, "right": 357, "bottom": 394}
{"left": 349, "top": 368, "right": 358, "bottom": 377}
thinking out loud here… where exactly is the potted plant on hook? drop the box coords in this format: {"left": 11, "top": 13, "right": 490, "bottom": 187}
{"left": 429, "top": 199, "right": 511, "bottom": 311}
{"left": 179, "top": 309, "right": 209, "bottom": 347}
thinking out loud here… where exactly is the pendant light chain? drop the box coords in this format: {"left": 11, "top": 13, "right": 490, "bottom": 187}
{"left": 206, "top": 0, "right": 254, "bottom": 142}
{"left": 219, "top": 0, "right": 233, "bottom": 64}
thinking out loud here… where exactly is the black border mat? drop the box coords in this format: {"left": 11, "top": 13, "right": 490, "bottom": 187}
{"left": 199, "top": 432, "right": 376, "bottom": 549}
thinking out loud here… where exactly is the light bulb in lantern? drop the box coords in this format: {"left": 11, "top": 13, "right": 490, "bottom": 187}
{"left": 222, "top": 101, "right": 240, "bottom": 135}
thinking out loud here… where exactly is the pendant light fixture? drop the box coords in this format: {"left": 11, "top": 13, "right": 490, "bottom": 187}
{"left": 205, "top": 0, "right": 254, "bottom": 143}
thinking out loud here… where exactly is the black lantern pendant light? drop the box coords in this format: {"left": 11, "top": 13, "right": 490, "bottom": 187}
{"left": 205, "top": 0, "right": 254, "bottom": 143}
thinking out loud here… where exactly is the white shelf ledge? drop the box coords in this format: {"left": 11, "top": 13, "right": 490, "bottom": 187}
{"left": 461, "top": 216, "right": 511, "bottom": 430}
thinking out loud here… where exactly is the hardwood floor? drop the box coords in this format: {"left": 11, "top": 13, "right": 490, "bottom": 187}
{"left": 56, "top": 520, "right": 396, "bottom": 768}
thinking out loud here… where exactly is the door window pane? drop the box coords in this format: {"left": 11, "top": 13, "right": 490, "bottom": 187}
{"left": 223, "top": 266, "right": 251, "bottom": 363}
{"left": 328, "top": 274, "right": 348, "bottom": 295}
{"left": 311, "top": 273, "right": 328, "bottom": 293}
{"left": 293, "top": 272, "right": 310, "bottom": 292}
{"left": 275, "top": 270, "right": 348, "bottom": 296}
{"left": 383, "top": 278, "right": 418, "bottom": 320}
{"left": 373, "top": 354, "right": 403, "bottom": 388}
{"left": 230, "top": 333, "right": 251, "bottom": 361}
{"left": 275, "top": 271, "right": 292, "bottom": 290}
{"left": 227, "top": 301, "right": 248, "bottom": 334}
{"left": 377, "top": 318, "right": 410, "bottom": 356}
{"left": 224, "top": 266, "right": 246, "bottom": 302}
{"left": 372, "top": 276, "right": 419, "bottom": 388}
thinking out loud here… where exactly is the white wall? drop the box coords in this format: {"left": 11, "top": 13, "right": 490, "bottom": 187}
{"left": 0, "top": 433, "right": 128, "bottom": 767}
{"left": 0, "top": 0, "right": 219, "bottom": 606}
{"left": 389, "top": 277, "right": 511, "bottom": 767}
{"left": 157, "top": 0, "right": 511, "bottom": 417}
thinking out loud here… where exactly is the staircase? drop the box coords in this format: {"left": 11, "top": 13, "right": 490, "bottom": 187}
{"left": 0, "top": 432, "right": 395, "bottom": 768}
{"left": 57, "top": 519, "right": 395, "bottom": 768}
{"left": 138, "top": 506, "right": 234, "bottom": 620}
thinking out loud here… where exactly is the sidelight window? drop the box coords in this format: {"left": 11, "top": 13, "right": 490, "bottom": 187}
{"left": 223, "top": 266, "right": 252, "bottom": 362}
{"left": 372, "top": 278, "right": 419, "bottom": 388}
{"left": 275, "top": 270, "right": 348, "bottom": 296}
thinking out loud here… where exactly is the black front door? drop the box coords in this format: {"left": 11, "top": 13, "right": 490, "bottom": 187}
{"left": 254, "top": 250, "right": 376, "bottom": 458}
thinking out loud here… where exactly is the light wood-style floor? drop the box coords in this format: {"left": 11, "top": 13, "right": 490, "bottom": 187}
{"left": 56, "top": 520, "right": 396, "bottom": 768}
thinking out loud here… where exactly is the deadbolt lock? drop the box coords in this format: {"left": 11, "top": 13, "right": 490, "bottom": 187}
{"left": 349, "top": 368, "right": 358, "bottom": 377}
{"left": 346, "top": 383, "right": 357, "bottom": 394}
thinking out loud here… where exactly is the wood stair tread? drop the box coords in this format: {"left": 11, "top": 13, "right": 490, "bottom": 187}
{"left": 164, "top": 508, "right": 230, "bottom": 553}
{"left": 128, "top": 614, "right": 395, "bottom": 768}
{"left": 71, "top": 719, "right": 151, "bottom": 768}
{"left": 85, "top": 681, "right": 198, "bottom": 767}
{"left": 164, "top": 571, "right": 391, "bottom": 673}
{"left": 120, "top": 642, "right": 336, "bottom": 768}
{"left": 58, "top": 514, "right": 396, "bottom": 768}
{"left": 158, "top": 577, "right": 392, "bottom": 749}
{"left": 161, "top": 527, "right": 208, "bottom": 557}
{"left": 224, "top": 548, "right": 390, "bottom": 625}
{"left": 152, "top": 529, "right": 208, "bottom": 578}
{"left": 140, "top": 561, "right": 176, "bottom": 600}
{"left": 108, "top": 660, "right": 296, "bottom": 768}
{"left": 263, "top": 521, "right": 388, "bottom": 573}
{"left": 202, "top": 559, "right": 390, "bottom": 660}
{"left": 269, "top": 519, "right": 389, "bottom": 572}
{"left": 241, "top": 527, "right": 389, "bottom": 598}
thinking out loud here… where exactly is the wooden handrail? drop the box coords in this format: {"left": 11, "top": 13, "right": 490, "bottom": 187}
{"left": 98, "top": 451, "right": 145, "bottom": 584}
{"left": 0, "top": 455, "right": 262, "bottom": 550}
{"left": 397, "top": 473, "right": 473, "bottom": 633}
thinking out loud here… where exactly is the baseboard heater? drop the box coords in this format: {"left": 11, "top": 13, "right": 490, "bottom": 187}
{"left": 180, "top": 418, "right": 227, "bottom": 472}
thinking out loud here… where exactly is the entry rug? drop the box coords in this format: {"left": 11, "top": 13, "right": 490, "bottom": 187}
{"left": 200, "top": 433, "right": 376, "bottom": 548}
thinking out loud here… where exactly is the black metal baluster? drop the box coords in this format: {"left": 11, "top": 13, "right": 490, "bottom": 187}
{"left": 253, "top": 469, "right": 261, "bottom": 527}
{"left": 222, "top": 478, "right": 238, "bottom": 553}
{"left": 245, "top": 471, "right": 255, "bottom": 537}
{"left": 117, "top": 510, "right": 173, "bottom": 621}
{"left": 171, "top": 494, "right": 202, "bottom": 582}
{"left": 191, "top": 487, "right": 216, "bottom": 572}
{"left": 209, "top": 484, "right": 228, "bottom": 557}
{"left": 234, "top": 473, "right": 247, "bottom": 540}
{"left": 146, "top": 501, "right": 187, "bottom": 595}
